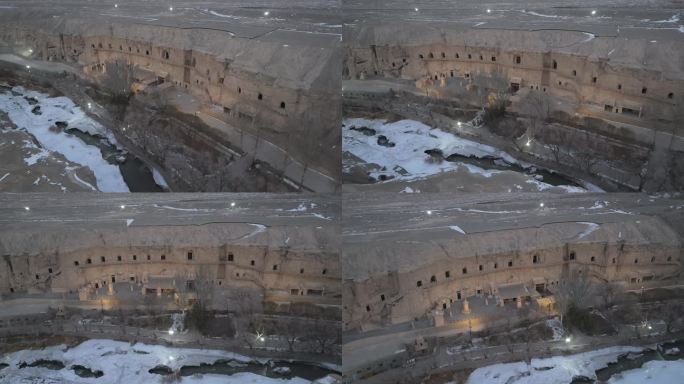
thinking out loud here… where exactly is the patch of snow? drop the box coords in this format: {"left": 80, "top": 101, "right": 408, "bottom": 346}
{"left": 151, "top": 167, "right": 169, "bottom": 190}
{"left": 589, "top": 201, "right": 608, "bottom": 209}
{"left": 679, "top": 25, "right": 684, "bottom": 33}
{"left": 71, "top": 171, "right": 97, "bottom": 191}
{"left": 523, "top": 10, "right": 565, "bottom": 19}
{"left": 608, "top": 360, "right": 684, "bottom": 384}
{"left": 474, "top": 22, "right": 486, "bottom": 27}
{"left": 0, "top": 339, "right": 317, "bottom": 384}
{"left": 0, "top": 172, "right": 9, "bottom": 182}
{"left": 449, "top": 225, "right": 466, "bottom": 234}
{"left": 153, "top": 204, "right": 206, "bottom": 212}
{"left": 0, "top": 86, "right": 128, "bottom": 191}
{"left": 545, "top": 318, "right": 564, "bottom": 341}
{"left": 577, "top": 222, "right": 600, "bottom": 239}
{"left": 288, "top": 202, "right": 308, "bottom": 212}
{"left": 312, "top": 213, "right": 333, "bottom": 221}
{"left": 581, "top": 32, "right": 596, "bottom": 43}
{"left": 467, "top": 346, "right": 643, "bottom": 384}
{"left": 126, "top": 219, "right": 134, "bottom": 227}
{"left": 400, "top": 186, "right": 419, "bottom": 193}
{"left": 653, "top": 15, "right": 680, "bottom": 23}
{"left": 243, "top": 224, "right": 267, "bottom": 238}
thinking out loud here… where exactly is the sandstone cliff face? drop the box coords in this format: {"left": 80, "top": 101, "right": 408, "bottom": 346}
{"left": 0, "top": 9, "right": 341, "bottom": 183}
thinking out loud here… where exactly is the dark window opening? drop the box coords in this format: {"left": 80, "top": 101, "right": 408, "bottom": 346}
{"left": 147, "top": 255, "right": 151, "bottom": 261}
{"left": 533, "top": 255, "right": 539, "bottom": 264}
{"left": 430, "top": 275, "right": 436, "bottom": 283}
{"left": 237, "top": 87, "right": 241, "bottom": 94}
{"left": 87, "top": 258, "right": 92, "bottom": 264}
{"left": 36, "top": 274, "right": 40, "bottom": 280}
{"left": 300, "top": 268, "right": 304, "bottom": 274}
{"left": 479, "top": 265, "right": 483, "bottom": 271}
{"left": 74, "top": 261, "right": 79, "bottom": 266}
{"left": 668, "top": 92, "right": 674, "bottom": 99}
{"left": 572, "top": 70, "right": 576, "bottom": 76}
{"left": 273, "top": 264, "right": 278, "bottom": 271}
{"left": 48, "top": 268, "right": 53, "bottom": 273}
{"left": 445, "top": 270, "right": 450, "bottom": 278}
{"left": 642, "top": 87, "right": 647, "bottom": 94}
{"left": 592, "top": 77, "right": 597, "bottom": 83}
{"left": 667, "top": 256, "right": 672, "bottom": 261}
{"left": 479, "top": 55, "right": 483, "bottom": 60}
{"left": 133, "top": 255, "right": 137, "bottom": 261}
{"left": 569, "top": 251, "right": 576, "bottom": 260}
{"left": 161, "top": 255, "right": 166, "bottom": 260}
{"left": 462, "top": 268, "right": 468, "bottom": 274}
{"left": 622, "top": 107, "right": 640, "bottom": 117}
{"left": 117, "top": 256, "right": 122, "bottom": 261}
{"left": 366, "top": 305, "right": 371, "bottom": 312}
{"left": 455, "top": 53, "right": 460, "bottom": 59}
{"left": 250, "top": 260, "right": 255, "bottom": 266}
{"left": 419, "top": 54, "right": 424, "bottom": 59}
{"left": 514, "top": 55, "right": 521, "bottom": 64}
{"left": 450, "top": 70, "right": 454, "bottom": 77}
{"left": 612, "top": 258, "right": 616, "bottom": 264}
{"left": 417, "top": 280, "right": 422, "bottom": 287}
{"left": 163, "top": 50, "right": 169, "bottom": 60}
{"left": 380, "top": 294, "right": 386, "bottom": 301}
{"left": 187, "top": 252, "right": 193, "bottom": 261}
{"left": 494, "top": 262, "right": 498, "bottom": 269}
{"left": 119, "top": 45, "right": 122, "bottom": 51}
{"left": 145, "top": 50, "right": 149, "bottom": 55}
{"left": 634, "top": 258, "right": 639, "bottom": 264}
{"left": 322, "top": 269, "right": 327, "bottom": 275}
{"left": 468, "top": 54, "right": 472, "bottom": 59}
{"left": 618, "top": 84, "right": 622, "bottom": 90}
{"left": 441, "top": 52, "right": 445, "bottom": 58}
{"left": 591, "top": 256, "right": 596, "bottom": 262}
{"left": 219, "top": 77, "right": 224, "bottom": 84}
{"left": 651, "top": 256, "right": 655, "bottom": 262}
{"left": 280, "top": 101, "right": 285, "bottom": 109}
{"left": 552, "top": 60, "right": 557, "bottom": 69}
{"left": 101, "top": 256, "right": 106, "bottom": 263}
{"left": 508, "top": 261, "right": 513, "bottom": 267}
{"left": 428, "top": 52, "right": 434, "bottom": 58}
{"left": 605, "top": 105, "right": 614, "bottom": 112}
{"left": 228, "top": 253, "right": 234, "bottom": 261}
{"left": 491, "top": 56, "right": 496, "bottom": 62}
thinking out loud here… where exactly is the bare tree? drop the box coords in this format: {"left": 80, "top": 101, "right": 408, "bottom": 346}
{"left": 661, "top": 302, "right": 684, "bottom": 333}
{"left": 307, "top": 319, "right": 340, "bottom": 355}
{"left": 100, "top": 59, "right": 136, "bottom": 101}
{"left": 519, "top": 89, "right": 550, "bottom": 142}
{"left": 470, "top": 68, "right": 510, "bottom": 120}
{"left": 596, "top": 281, "right": 623, "bottom": 309}
{"left": 552, "top": 268, "right": 594, "bottom": 327}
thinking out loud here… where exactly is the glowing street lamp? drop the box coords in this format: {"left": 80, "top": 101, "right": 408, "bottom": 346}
{"left": 565, "top": 336, "right": 571, "bottom": 343}
{"left": 414, "top": 8, "right": 419, "bottom": 12}
{"left": 426, "top": 210, "right": 433, "bottom": 215}
{"left": 24, "top": 206, "right": 30, "bottom": 211}
{"left": 457, "top": 121, "right": 462, "bottom": 127}
{"left": 169, "top": 6, "right": 174, "bottom": 11}
{"left": 591, "top": 10, "right": 597, "bottom": 16}
{"left": 87, "top": 102, "right": 92, "bottom": 109}
{"left": 540, "top": 202, "right": 545, "bottom": 208}
{"left": 264, "top": 11, "right": 270, "bottom": 16}
{"left": 120, "top": 205, "right": 126, "bottom": 210}
{"left": 230, "top": 201, "right": 236, "bottom": 208}
{"left": 25, "top": 65, "right": 31, "bottom": 70}
{"left": 486, "top": 9, "right": 491, "bottom": 14}
{"left": 168, "top": 329, "right": 175, "bottom": 335}
{"left": 114, "top": 4, "right": 118, "bottom": 8}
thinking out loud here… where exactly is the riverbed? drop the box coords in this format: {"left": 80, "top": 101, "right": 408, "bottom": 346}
{"left": 0, "top": 84, "right": 164, "bottom": 192}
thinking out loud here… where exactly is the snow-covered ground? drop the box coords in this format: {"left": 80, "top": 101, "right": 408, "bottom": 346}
{"left": 466, "top": 346, "right": 661, "bottom": 384}
{"left": 608, "top": 360, "right": 684, "bottom": 384}
{"left": 0, "top": 86, "right": 129, "bottom": 192}
{"left": 343, "top": 118, "right": 586, "bottom": 192}
{"left": 0, "top": 339, "right": 335, "bottom": 384}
